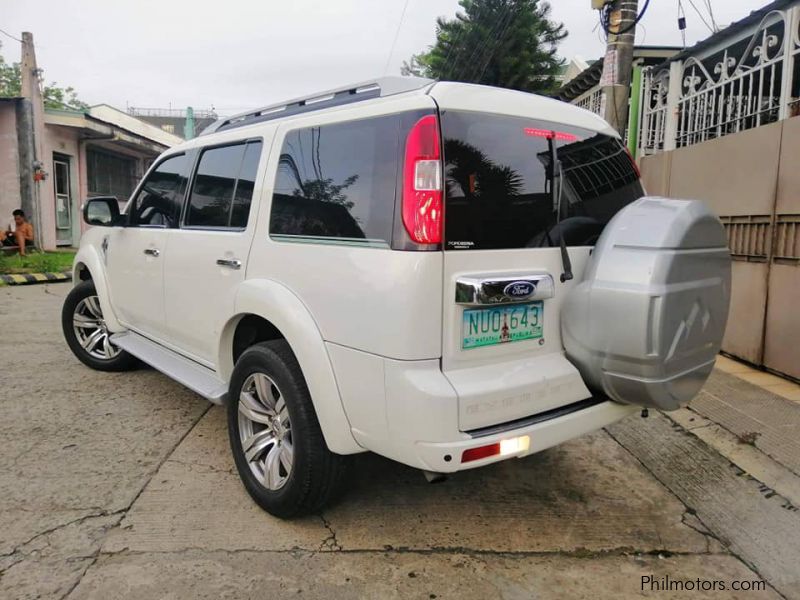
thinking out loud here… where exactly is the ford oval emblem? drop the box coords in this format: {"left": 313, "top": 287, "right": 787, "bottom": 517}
{"left": 504, "top": 281, "right": 535, "bottom": 299}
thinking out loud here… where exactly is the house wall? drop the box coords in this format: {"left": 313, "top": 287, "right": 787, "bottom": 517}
{"left": 41, "top": 124, "right": 81, "bottom": 249}
{"left": 639, "top": 118, "right": 800, "bottom": 380}
{"left": 0, "top": 103, "right": 22, "bottom": 231}
{"left": 34, "top": 127, "right": 160, "bottom": 248}
{"left": 78, "top": 140, "right": 156, "bottom": 235}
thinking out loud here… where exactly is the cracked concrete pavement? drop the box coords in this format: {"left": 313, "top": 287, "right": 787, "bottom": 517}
{"left": 1, "top": 283, "right": 797, "bottom": 599}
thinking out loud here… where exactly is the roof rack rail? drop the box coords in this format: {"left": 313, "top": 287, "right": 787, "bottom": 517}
{"left": 201, "top": 76, "right": 435, "bottom": 136}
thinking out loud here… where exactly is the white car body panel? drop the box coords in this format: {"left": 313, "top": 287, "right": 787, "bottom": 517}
{"left": 105, "top": 227, "right": 170, "bottom": 336}
{"left": 428, "top": 81, "right": 618, "bottom": 137}
{"left": 72, "top": 229, "right": 123, "bottom": 332}
{"left": 72, "top": 80, "right": 643, "bottom": 473}
{"left": 232, "top": 279, "right": 362, "bottom": 454}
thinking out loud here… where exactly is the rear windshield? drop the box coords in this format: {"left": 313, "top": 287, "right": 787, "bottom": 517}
{"left": 441, "top": 111, "right": 644, "bottom": 250}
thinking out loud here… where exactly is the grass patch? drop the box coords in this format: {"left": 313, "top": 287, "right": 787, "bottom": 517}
{"left": 0, "top": 250, "right": 75, "bottom": 274}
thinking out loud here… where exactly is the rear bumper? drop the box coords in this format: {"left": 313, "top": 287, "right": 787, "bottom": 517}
{"left": 413, "top": 399, "right": 637, "bottom": 473}
{"left": 326, "top": 343, "right": 637, "bottom": 473}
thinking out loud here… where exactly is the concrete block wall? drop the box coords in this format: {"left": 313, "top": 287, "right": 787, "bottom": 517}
{"left": 639, "top": 118, "right": 800, "bottom": 380}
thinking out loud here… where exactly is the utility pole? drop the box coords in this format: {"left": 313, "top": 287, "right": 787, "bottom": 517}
{"left": 18, "top": 32, "right": 45, "bottom": 250}
{"left": 184, "top": 106, "right": 196, "bottom": 140}
{"left": 599, "top": 0, "right": 639, "bottom": 136}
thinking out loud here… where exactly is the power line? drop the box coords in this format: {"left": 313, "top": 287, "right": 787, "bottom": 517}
{"left": 0, "top": 27, "right": 23, "bottom": 43}
{"left": 453, "top": 0, "right": 493, "bottom": 82}
{"left": 703, "top": 0, "right": 719, "bottom": 32}
{"left": 678, "top": 0, "right": 687, "bottom": 48}
{"left": 383, "top": 0, "right": 411, "bottom": 75}
{"left": 465, "top": 0, "right": 514, "bottom": 82}
{"left": 473, "top": 2, "right": 517, "bottom": 83}
{"left": 685, "top": 0, "right": 715, "bottom": 33}
{"left": 443, "top": 0, "right": 492, "bottom": 82}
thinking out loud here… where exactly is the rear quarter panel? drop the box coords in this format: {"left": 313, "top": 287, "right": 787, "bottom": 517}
{"left": 246, "top": 92, "right": 443, "bottom": 360}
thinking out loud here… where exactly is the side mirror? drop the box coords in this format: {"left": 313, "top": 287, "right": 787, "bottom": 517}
{"left": 83, "top": 196, "right": 122, "bottom": 227}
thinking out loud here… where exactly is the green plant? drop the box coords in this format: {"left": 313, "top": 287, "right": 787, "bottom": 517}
{"left": 0, "top": 251, "right": 75, "bottom": 274}
{"left": 402, "top": 0, "right": 567, "bottom": 95}
{"left": 0, "top": 44, "right": 87, "bottom": 110}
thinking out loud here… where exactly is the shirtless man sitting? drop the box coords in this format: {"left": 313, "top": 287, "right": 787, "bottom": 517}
{"left": 3, "top": 209, "right": 35, "bottom": 256}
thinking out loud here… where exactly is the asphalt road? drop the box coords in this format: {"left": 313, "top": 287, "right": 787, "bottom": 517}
{"left": 1, "top": 283, "right": 796, "bottom": 599}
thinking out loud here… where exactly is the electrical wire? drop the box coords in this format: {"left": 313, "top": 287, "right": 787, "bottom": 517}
{"left": 476, "top": 5, "right": 516, "bottom": 82}
{"left": 703, "top": 0, "right": 719, "bottom": 31}
{"left": 470, "top": 0, "right": 516, "bottom": 83}
{"left": 453, "top": 0, "right": 494, "bottom": 81}
{"left": 383, "top": 0, "right": 411, "bottom": 75}
{"left": 599, "top": 0, "right": 652, "bottom": 37}
{"left": 0, "top": 27, "right": 23, "bottom": 43}
{"left": 685, "top": 0, "right": 715, "bottom": 33}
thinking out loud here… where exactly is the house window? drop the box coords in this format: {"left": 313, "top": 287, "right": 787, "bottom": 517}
{"left": 87, "top": 148, "right": 138, "bottom": 202}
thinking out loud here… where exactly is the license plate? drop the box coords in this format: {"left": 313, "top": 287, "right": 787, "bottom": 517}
{"left": 462, "top": 302, "right": 543, "bottom": 349}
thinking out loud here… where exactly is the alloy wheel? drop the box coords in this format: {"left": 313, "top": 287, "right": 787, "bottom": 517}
{"left": 238, "top": 372, "right": 294, "bottom": 490}
{"left": 72, "top": 295, "right": 121, "bottom": 360}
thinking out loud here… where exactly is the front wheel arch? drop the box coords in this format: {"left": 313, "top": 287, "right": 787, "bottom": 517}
{"left": 71, "top": 245, "right": 124, "bottom": 333}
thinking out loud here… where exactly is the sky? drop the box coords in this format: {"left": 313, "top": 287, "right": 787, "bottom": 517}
{"left": 0, "top": 0, "right": 763, "bottom": 116}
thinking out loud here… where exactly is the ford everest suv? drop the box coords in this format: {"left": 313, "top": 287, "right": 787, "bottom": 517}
{"left": 62, "top": 77, "right": 731, "bottom": 518}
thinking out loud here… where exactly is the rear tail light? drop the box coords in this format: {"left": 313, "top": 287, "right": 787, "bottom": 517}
{"left": 625, "top": 147, "right": 641, "bottom": 178}
{"left": 461, "top": 443, "right": 500, "bottom": 463}
{"left": 461, "top": 435, "right": 530, "bottom": 463}
{"left": 403, "top": 115, "right": 442, "bottom": 244}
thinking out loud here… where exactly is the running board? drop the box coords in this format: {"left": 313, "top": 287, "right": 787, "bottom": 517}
{"left": 111, "top": 331, "right": 228, "bottom": 404}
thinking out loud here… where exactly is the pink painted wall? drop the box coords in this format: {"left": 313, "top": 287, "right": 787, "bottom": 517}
{"left": 40, "top": 125, "right": 81, "bottom": 248}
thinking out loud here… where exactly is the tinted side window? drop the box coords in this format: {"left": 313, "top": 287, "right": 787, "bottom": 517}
{"left": 186, "top": 144, "right": 243, "bottom": 227}
{"left": 231, "top": 142, "right": 262, "bottom": 228}
{"left": 441, "top": 111, "right": 645, "bottom": 250}
{"left": 129, "top": 154, "right": 188, "bottom": 227}
{"left": 269, "top": 115, "right": 399, "bottom": 244}
{"left": 185, "top": 141, "right": 262, "bottom": 229}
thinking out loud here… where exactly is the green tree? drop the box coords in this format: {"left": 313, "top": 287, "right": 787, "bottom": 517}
{"left": 0, "top": 46, "right": 88, "bottom": 110}
{"left": 402, "top": 0, "right": 567, "bottom": 94}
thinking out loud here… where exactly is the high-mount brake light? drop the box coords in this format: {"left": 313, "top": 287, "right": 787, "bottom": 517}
{"left": 403, "top": 115, "right": 443, "bottom": 245}
{"left": 524, "top": 128, "right": 579, "bottom": 142}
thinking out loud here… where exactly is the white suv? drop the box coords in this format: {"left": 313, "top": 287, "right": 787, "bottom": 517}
{"left": 63, "top": 77, "right": 731, "bottom": 518}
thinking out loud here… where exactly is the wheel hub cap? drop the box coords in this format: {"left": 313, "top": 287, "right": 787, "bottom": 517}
{"left": 72, "top": 295, "right": 120, "bottom": 360}
{"left": 238, "top": 372, "right": 293, "bottom": 490}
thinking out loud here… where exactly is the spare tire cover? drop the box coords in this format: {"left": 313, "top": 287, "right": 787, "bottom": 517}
{"left": 561, "top": 197, "right": 731, "bottom": 411}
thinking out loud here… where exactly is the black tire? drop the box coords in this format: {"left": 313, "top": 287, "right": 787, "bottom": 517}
{"left": 61, "top": 280, "right": 138, "bottom": 372}
{"left": 227, "top": 340, "right": 349, "bottom": 518}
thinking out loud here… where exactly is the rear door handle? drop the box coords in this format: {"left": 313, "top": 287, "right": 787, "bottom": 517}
{"left": 143, "top": 248, "right": 160, "bottom": 257}
{"left": 216, "top": 258, "right": 242, "bottom": 270}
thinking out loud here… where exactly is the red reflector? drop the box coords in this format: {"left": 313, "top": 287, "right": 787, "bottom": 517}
{"left": 625, "top": 147, "right": 641, "bottom": 178}
{"left": 461, "top": 443, "right": 501, "bottom": 463}
{"left": 524, "top": 128, "right": 579, "bottom": 142}
{"left": 403, "top": 115, "right": 442, "bottom": 245}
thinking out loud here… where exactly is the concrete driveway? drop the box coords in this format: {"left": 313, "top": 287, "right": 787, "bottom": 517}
{"left": 0, "top": 283, "right": 794, "bottom": 599}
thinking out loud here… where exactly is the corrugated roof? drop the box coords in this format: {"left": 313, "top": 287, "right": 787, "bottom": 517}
{"left": 556, "top": 46, "right": 680, "bottom": 101}
{"left": 657, "top": 0, "right": 798, "bottom": 66}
